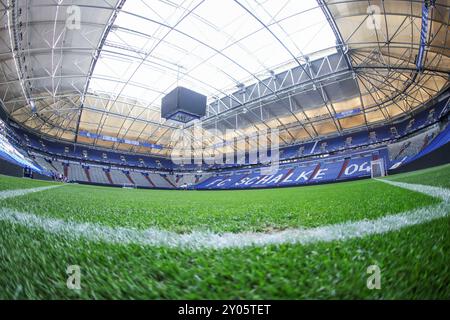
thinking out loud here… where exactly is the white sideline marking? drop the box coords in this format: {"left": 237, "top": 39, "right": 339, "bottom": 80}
{"left": 0, "top": 181, "right": 448, "bottom": 250}
{"left": 377, "top": 179, "right": 450, "bottom": 202}
{"left": 0, "top": 185, "right": 62, "bottom": 200}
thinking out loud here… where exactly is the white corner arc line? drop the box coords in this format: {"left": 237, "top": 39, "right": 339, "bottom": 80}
{"left": 376, "top": 179, "right": 450, "bottom": 202}
{"left": 0, "top": 181, "right": 448, "bottom": 250}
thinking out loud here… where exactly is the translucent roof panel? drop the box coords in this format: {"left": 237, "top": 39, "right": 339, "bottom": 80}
{"left": 4, "top": 0, "right": 447, "bottom": 156}
{"left": 88, "top": 0, "right": 337, "bottom": 107}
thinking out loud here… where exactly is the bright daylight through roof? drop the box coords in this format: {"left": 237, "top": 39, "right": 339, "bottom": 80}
{"left": 90, "top": 0, "right": 337, "bottom": 106}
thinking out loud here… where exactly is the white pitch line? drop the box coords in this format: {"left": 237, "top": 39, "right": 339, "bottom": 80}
{"left": 0, "top": 181, "right": 448, "bottom": 250}
{"left": 0, "top": 185, "right": 63, "bottom": 200}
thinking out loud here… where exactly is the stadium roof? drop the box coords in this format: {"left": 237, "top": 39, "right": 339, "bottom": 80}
{"left": 0, "top": 0, "right": 448, "bottom": 157}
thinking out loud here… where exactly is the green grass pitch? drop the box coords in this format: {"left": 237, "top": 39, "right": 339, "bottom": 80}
{"left": 0, "top": 164, "right": 449, "bottom": 299}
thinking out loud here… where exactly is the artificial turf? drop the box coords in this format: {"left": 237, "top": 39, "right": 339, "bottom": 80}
{"left": 0, "top": 174, "right": 59, "bottom": 191}
{"left": 385, "top": 163, "right": 450, "bottom": 188}
{"left": 0, "top": 165, "right": 448, "bottom": 299}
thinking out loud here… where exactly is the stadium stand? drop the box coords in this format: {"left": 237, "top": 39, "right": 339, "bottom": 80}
{"left": 402, "top": 123, "right": 449, "bottom": 163}
{"left": 196, "top": 151, "right": 377, "bottom": 190}
{"left": 68, "top": 163, "right": 88, "bottom": 182}
{"left": 9, "top": 96, "right": 446, "bottom": 172}
{"left": 129, "top": 171, "right": 153, "bottom": 188}
{"left": 52, "top": 160, "right": 64, "bottom": 176}
{"left": 150, "top": 174, "right": 175, "bottom": 188}
{"left": 0, "top": 122, "right": 49, "bottom": 177}
{"left": 33, "top": 155, "right": 54, "bottom": 173}
{"left": 89, "top": 166, "right": 110, "bottom": 185}
{"left": 178, "top": 173, "right": 213, "bottom": 188}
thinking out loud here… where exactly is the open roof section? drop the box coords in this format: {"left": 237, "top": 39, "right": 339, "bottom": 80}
{"left": 88, "top": 0, "right": 337, "bottom": 113}
{"left": 0, "top": 0, "right": 448, "bottom": 157}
